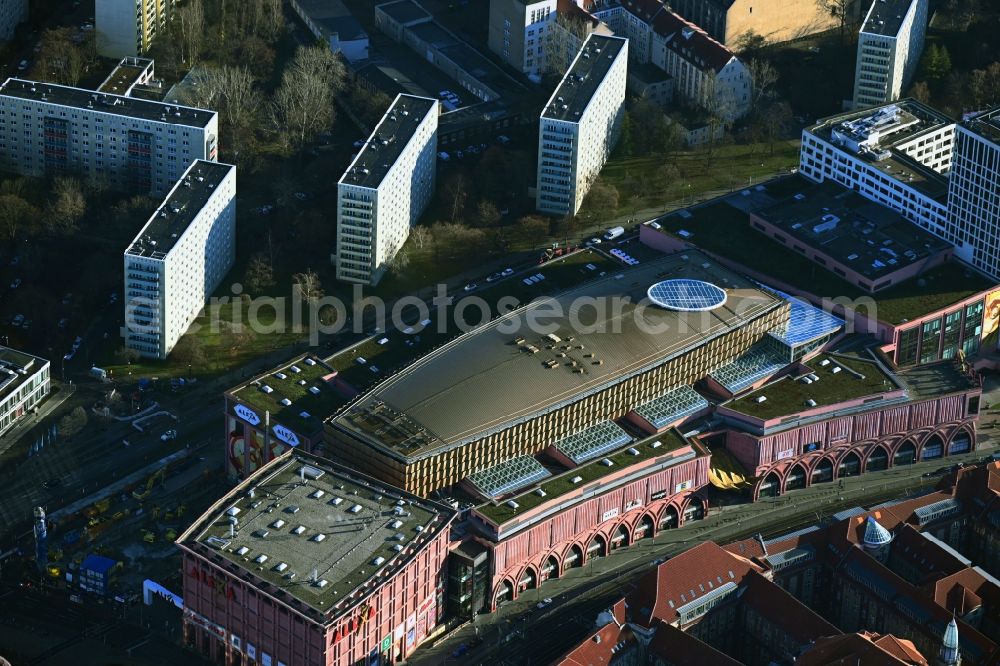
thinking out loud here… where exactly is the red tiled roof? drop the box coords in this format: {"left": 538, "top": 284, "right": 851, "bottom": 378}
{"left": 646, "top": 619, "right": 742, "bottom": 665}
{"left": 555, "top": 599, "right": 634, "bottom": 666}
{"left": 626, "top": 541, "right": 763, "bottom": 626}
{"left": 890, "top": 523, "right": 969, "bottom": 584}
{"left": 650, "top": 7, "right": 735, "bottom": 73}
{"left": 930, "top": 567, "right": 1000, "bottom": 616}
{"left": 873, "top": 634, "right": 929, "bottom": 664}
{"left": 798, "top": 632, "right": 928, "bottom": 665}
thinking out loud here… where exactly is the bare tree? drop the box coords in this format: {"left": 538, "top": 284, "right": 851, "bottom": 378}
{"left": 293, "top": 270, "right": 324, "bottom": 302}
{"left": 748, "top": 59, "right": 779, "bottom": 113}
{"left": 197, "top": 65, "right": 263, "bottom": 158}
{"left": 541, "top": 13, "right": 590, "bottom": 80}
{"left": 0, "top": 194, "right": 40, "bottom": 242}
{"left": 35, "top": 27, "right": 93, "bottom": 85}
{"left": 243, "top": 252, "right": 275, "bottom": 294}
{"left": 271, "top": 45, "right": 346, "bottom": 152}
{"left": 177, "top": 0, "right": 206, "bottom": 65}
{"left": 410, "top": 226, "right": 432, "bottom": 250}
{"left": 582, "top": 178, "right": 619, "bottom": 217}
{"left": 441, "top": 174, "right": 468, "bottom": 223}
{"left": 816, "top": 0, "right": 859, "bottom": 44}
{"left": 45, "top": 177, "right": 86, "bottom": 236}
{"left": 59, "top": 406, "right": 88, "bottom": 438}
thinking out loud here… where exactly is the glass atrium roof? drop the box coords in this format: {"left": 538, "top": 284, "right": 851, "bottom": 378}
{"left": 761, "top": 284, "right": 844, "bottom": 347}
{"left": 710, "top": 343, "right": 788, "bottom": 394}
{"left": 467, "top": 455, "right": 552, "bottom": 499}
{"left": 633, "top": 385, "right": 709, "bottom": 429}
{"left": 553, "top": 421, "right": 632, "bottom": 465}
{"left": 648, "top": 279, "right": 727, "bottom": 311}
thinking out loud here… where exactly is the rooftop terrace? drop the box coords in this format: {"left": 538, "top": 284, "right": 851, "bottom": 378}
{"left": 332, "top": 251, "right": 782, "bottom": 458}
{"left": 339, "top": 94, "right": 436, "bottom": 190}
{"left": 543, "top": 34, "right": 626, "bottom": 123}
{"left": 125, "top": 161, "right": 233, "bottom": 260}
{"left": 97, "top": 57, "right": 154, "bottom": 97}
{"left": 476, "top": 428, "right": 694, "bottom": 524}
{"left": 724, "top": 354, "right": 898, "bottom": 420}
{"left": 895, "top": 360, "right": 978, "bottom": 400}
{"left": 182, "top": 452, "right": 455, "bottom": 617}
{"left": 752, "top": 181, "right": 951, "bottom": 282}
{"left": 652, "top": 189, "right": 993, "bottom": 325}
{"left": 0, "top": 78, "right": 215, "bottom": 128}
{"left": 229, "top": 356, "right": 342, "bottom": 438}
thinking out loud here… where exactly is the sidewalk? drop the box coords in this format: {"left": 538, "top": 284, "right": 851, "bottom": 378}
{"left": 0, "top": 380, "right": 77, "bottom": 458}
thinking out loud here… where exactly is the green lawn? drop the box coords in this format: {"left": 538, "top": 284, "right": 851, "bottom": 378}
{"left": 595, "top": 140, "right": 801, "bottom": 217}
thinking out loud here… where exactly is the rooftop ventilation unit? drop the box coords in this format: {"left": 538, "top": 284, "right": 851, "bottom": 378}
{"left": 372, "top": 557, "right": 386, "bottom": 566}
{"left": 253, "top": 529, "right": 269, "bottom": 538}
{"left": 309, "top": 386, "right": 321, "bottom": 395}
{"left": 506, "top": 500, "right": 519, "bottom": 509}
{"left": 280, "top": 398, "right": 292, "bottom": 406}
{"left": 274, "top": 562, "right": 288, "bottom": 572}
{"left": 290, "top": 365, "right": 301, "bottom": 373}
{"left": 304, "top": 358, "right": 317, "bottom": 366}
{"left": 536, "top": 489, "right": 547, "bottom": 497}
{"left": 314, "top": 579, "right": 329, "bottom": 588}
{"left": 292, "top": 525, "right": 306, "bottom": 535}
{"left": 254, "top": 554, "right": 268, "bottom": 564}
{"left": 600, "top": 459, "right": 613, "bottom": 467}
{"left": 755, "top": 396, "right": 767, "bottom": 403}
{"left": 312, "top": 533, "right": 326, "bottom": 542}
{"left": 309, "top": 490, "right": 325, "bottom": 499}
{"left": 206, "top": 536, "right": 230, "bottom": 549}
{"left": 571, "top": 476, "right": 583, "bottom": 484}
{"left": 806, "top": 399, "right": 817, "bottom": 407}
{"left": 329, "top": 497, "right": 343, "bottom": 506}
{"left": 225, "top": 506, "right": 241, "bottom": 517}
{"left": 261, "top": 385, "right": 273, "bottom": 394}
{"left": 236, "top": 546, "right": 250, "bottom": 556}
{"left": 349, "top": 504, "right": 362, "bottom": 514}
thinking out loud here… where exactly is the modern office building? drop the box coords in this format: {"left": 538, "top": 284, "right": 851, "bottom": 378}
{"left": 799, "top": 101, "right": 955, "bottom": 242}
{"left": 947, "top": 108, "right": 1000, "bottom": 281}
{"left": 124, "top": 160, "right": 236, "bottom": 360}
{"left": 0, "top": 78, "right": 218, "bottom": 196}
{"left": 177, "top": 450, "right": 457, "bottom": 666}
{"left": 336, "top": 94, "right": 437, "bottom": 286}
{"left": 96, "top": 0, "right": 173, "bottom": 58}
{"left": 852, "top": 0, "right": 928, "bottom": 109}
{"left": 535, "top": 34, "right": 627, "bottom": 216}
{"left": 0, "top": 0, "right": 27, "bottom": 41}
{"left": 0, "top": 346, "right": 50, "bottom": 439}
{"left": 488, "top": 0, "right": 558, "bottom": 77}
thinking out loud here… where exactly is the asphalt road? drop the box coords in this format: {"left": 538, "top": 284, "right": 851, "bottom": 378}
{"left": 410, "top": 445, "right": 995, "bottom": 666}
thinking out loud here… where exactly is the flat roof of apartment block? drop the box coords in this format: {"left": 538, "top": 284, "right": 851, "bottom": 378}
{"left": 862, "top": 0, "right": 916, "bottom": 37}
{"left": 181, "top": 451, "right": 455, "bottom": 617}
{"left": 339, "top": 94, "right": 436, "bottom": 190}
{"left": 753, "top": 181, "right": 950, "bottom": 281}
{"left": 97, "top": 57, "right": 154, "bottom": 96}
{"left": 0, "top": 78, "right": 216, "bottom": 128}
{"left": 543, "top": 34, "right": 626, "bottom": 123}
{"left": 0, "top": 345, "right": 46, "bottom": 404}
{"left": 125, "top": 161, "right": 233, "bottom": 260}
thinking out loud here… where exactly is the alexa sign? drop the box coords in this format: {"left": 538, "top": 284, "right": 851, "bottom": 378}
{"left": 272, "top": 424, "right": 300, "bottom": 447}
{"left": 234, "top": 404, "right": 261, "bottom": 426}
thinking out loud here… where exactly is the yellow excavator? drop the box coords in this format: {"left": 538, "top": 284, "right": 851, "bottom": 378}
{"left": 132, "top": 467, "right": 166, "bottom": 501}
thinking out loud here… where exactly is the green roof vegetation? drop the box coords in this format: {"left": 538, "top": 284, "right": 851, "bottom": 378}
{"left": 725, "top": 355, "right": 896, "bottom": 420}
{"left": 476, "top": 429, "right": 691, "bottom": 524}
{"left": 232, "top": 357, "right": 342, "bottom": 434}
{"left": 325, "top": 250, "right": 617, "bottom": 399}
{"left": 656, "top": 201, "right": 991, "bottom": 325}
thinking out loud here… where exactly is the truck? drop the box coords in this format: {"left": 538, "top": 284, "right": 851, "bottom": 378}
{"left": 602, "top": 226, "right": 625, "bottom": 241}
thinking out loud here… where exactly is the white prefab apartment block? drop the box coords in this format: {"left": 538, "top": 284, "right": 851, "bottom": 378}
{"left": 536, "top": 34, "right": 628, "bottom": 217}
{"left": 947, "top": 109, "right": 1000, "bottom": 280}
{"left": 488, "top": 0, "right": 557, "bottom": 78}
{"left": 0, "top": 0, "right": 27, "bottom": 41}
{"left": 0, "top": 78, "right": 218, "bottom": 196}
{"left": 0, "top": 346, "right": 50, "bottom": 439}
{"left": 96, "top": 0, "right": 173, "bottom": 58}
{"left": 124, "top": 161, "right": 236, "bottom": 360}
{"left": 336, "top": 94, "right": 438, "bottom": 286}
{"left": 799, "top": 101, "right": 955, "bottom": 244}
{"left": 852, "top": 0, "right": 928, "bottom": 109}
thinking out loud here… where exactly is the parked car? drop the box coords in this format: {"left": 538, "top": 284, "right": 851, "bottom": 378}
{"left": 10, "top": 255, "right": 20, "bottom": 266}
{"left": 536, "top": 597, "right": 553, "bottom": 609}
{"left": 463, "top": 283, "right": 477, "bottom": 292}
{"left": 57, "top": 318, "right": 69, "bottom": 329}
{"left": 160, "top": 429, "right": 177, "bottom": 441}
{"left": 17, "top": 60, "right": 28, "bottom": 71}
{"left": 11, "top": 314, "right": 24, "bottom": 326}
{"left": 62, "top": 292, "right": 73, "bottom": 305}
{"left": 501, "top": 267, "right": 514, "bottom": 277}
{"left": 485, "top": 272, "right": 501, "bottom": 283}
{"left": 9, "top": 278, "right": 20, "bottom": 289}
{"left": 21, "top": 319, "right": 31, "bottom": 330}
{"left": 497, "top": 135, "right": 511, "bottom": 144}
{"left": 72, "top": 336, "right": 83, "bottom": 350}
{"left": 437, "top": 151, "right": 450, "bottom": 161}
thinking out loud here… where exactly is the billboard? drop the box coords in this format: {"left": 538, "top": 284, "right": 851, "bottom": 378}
{"left": 983, "top": 292, "right": 1000, "bottom": 340}
{"left": 226, "top": 416, "right": 288, "bottom": 478}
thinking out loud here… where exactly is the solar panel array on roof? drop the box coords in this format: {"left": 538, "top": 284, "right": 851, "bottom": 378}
{"left": 760, "top": 284, "right": 844, "bottom": 347}
{"left": 553, "top": 421, "right": 632, "bottom": 465}
{"left": 633, "top": 385, "right": 709, "bottom": 429}
{"left": 710, "top": 343, "right": 788, "bottom": 394}
{"left": 467, "top": 456, "right": 552, "bottom": 499}
{"left": 647, "top": 279, "right": 728, "bottom": 311}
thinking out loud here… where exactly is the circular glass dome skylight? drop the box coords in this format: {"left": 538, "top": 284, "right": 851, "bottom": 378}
{"left": 647, "top": 279, "right": 727, "bottom": 312}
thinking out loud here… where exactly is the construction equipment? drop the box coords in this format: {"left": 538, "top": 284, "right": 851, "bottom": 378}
{"left": 132, "top": 467, "right": 166, "bottom": 501}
